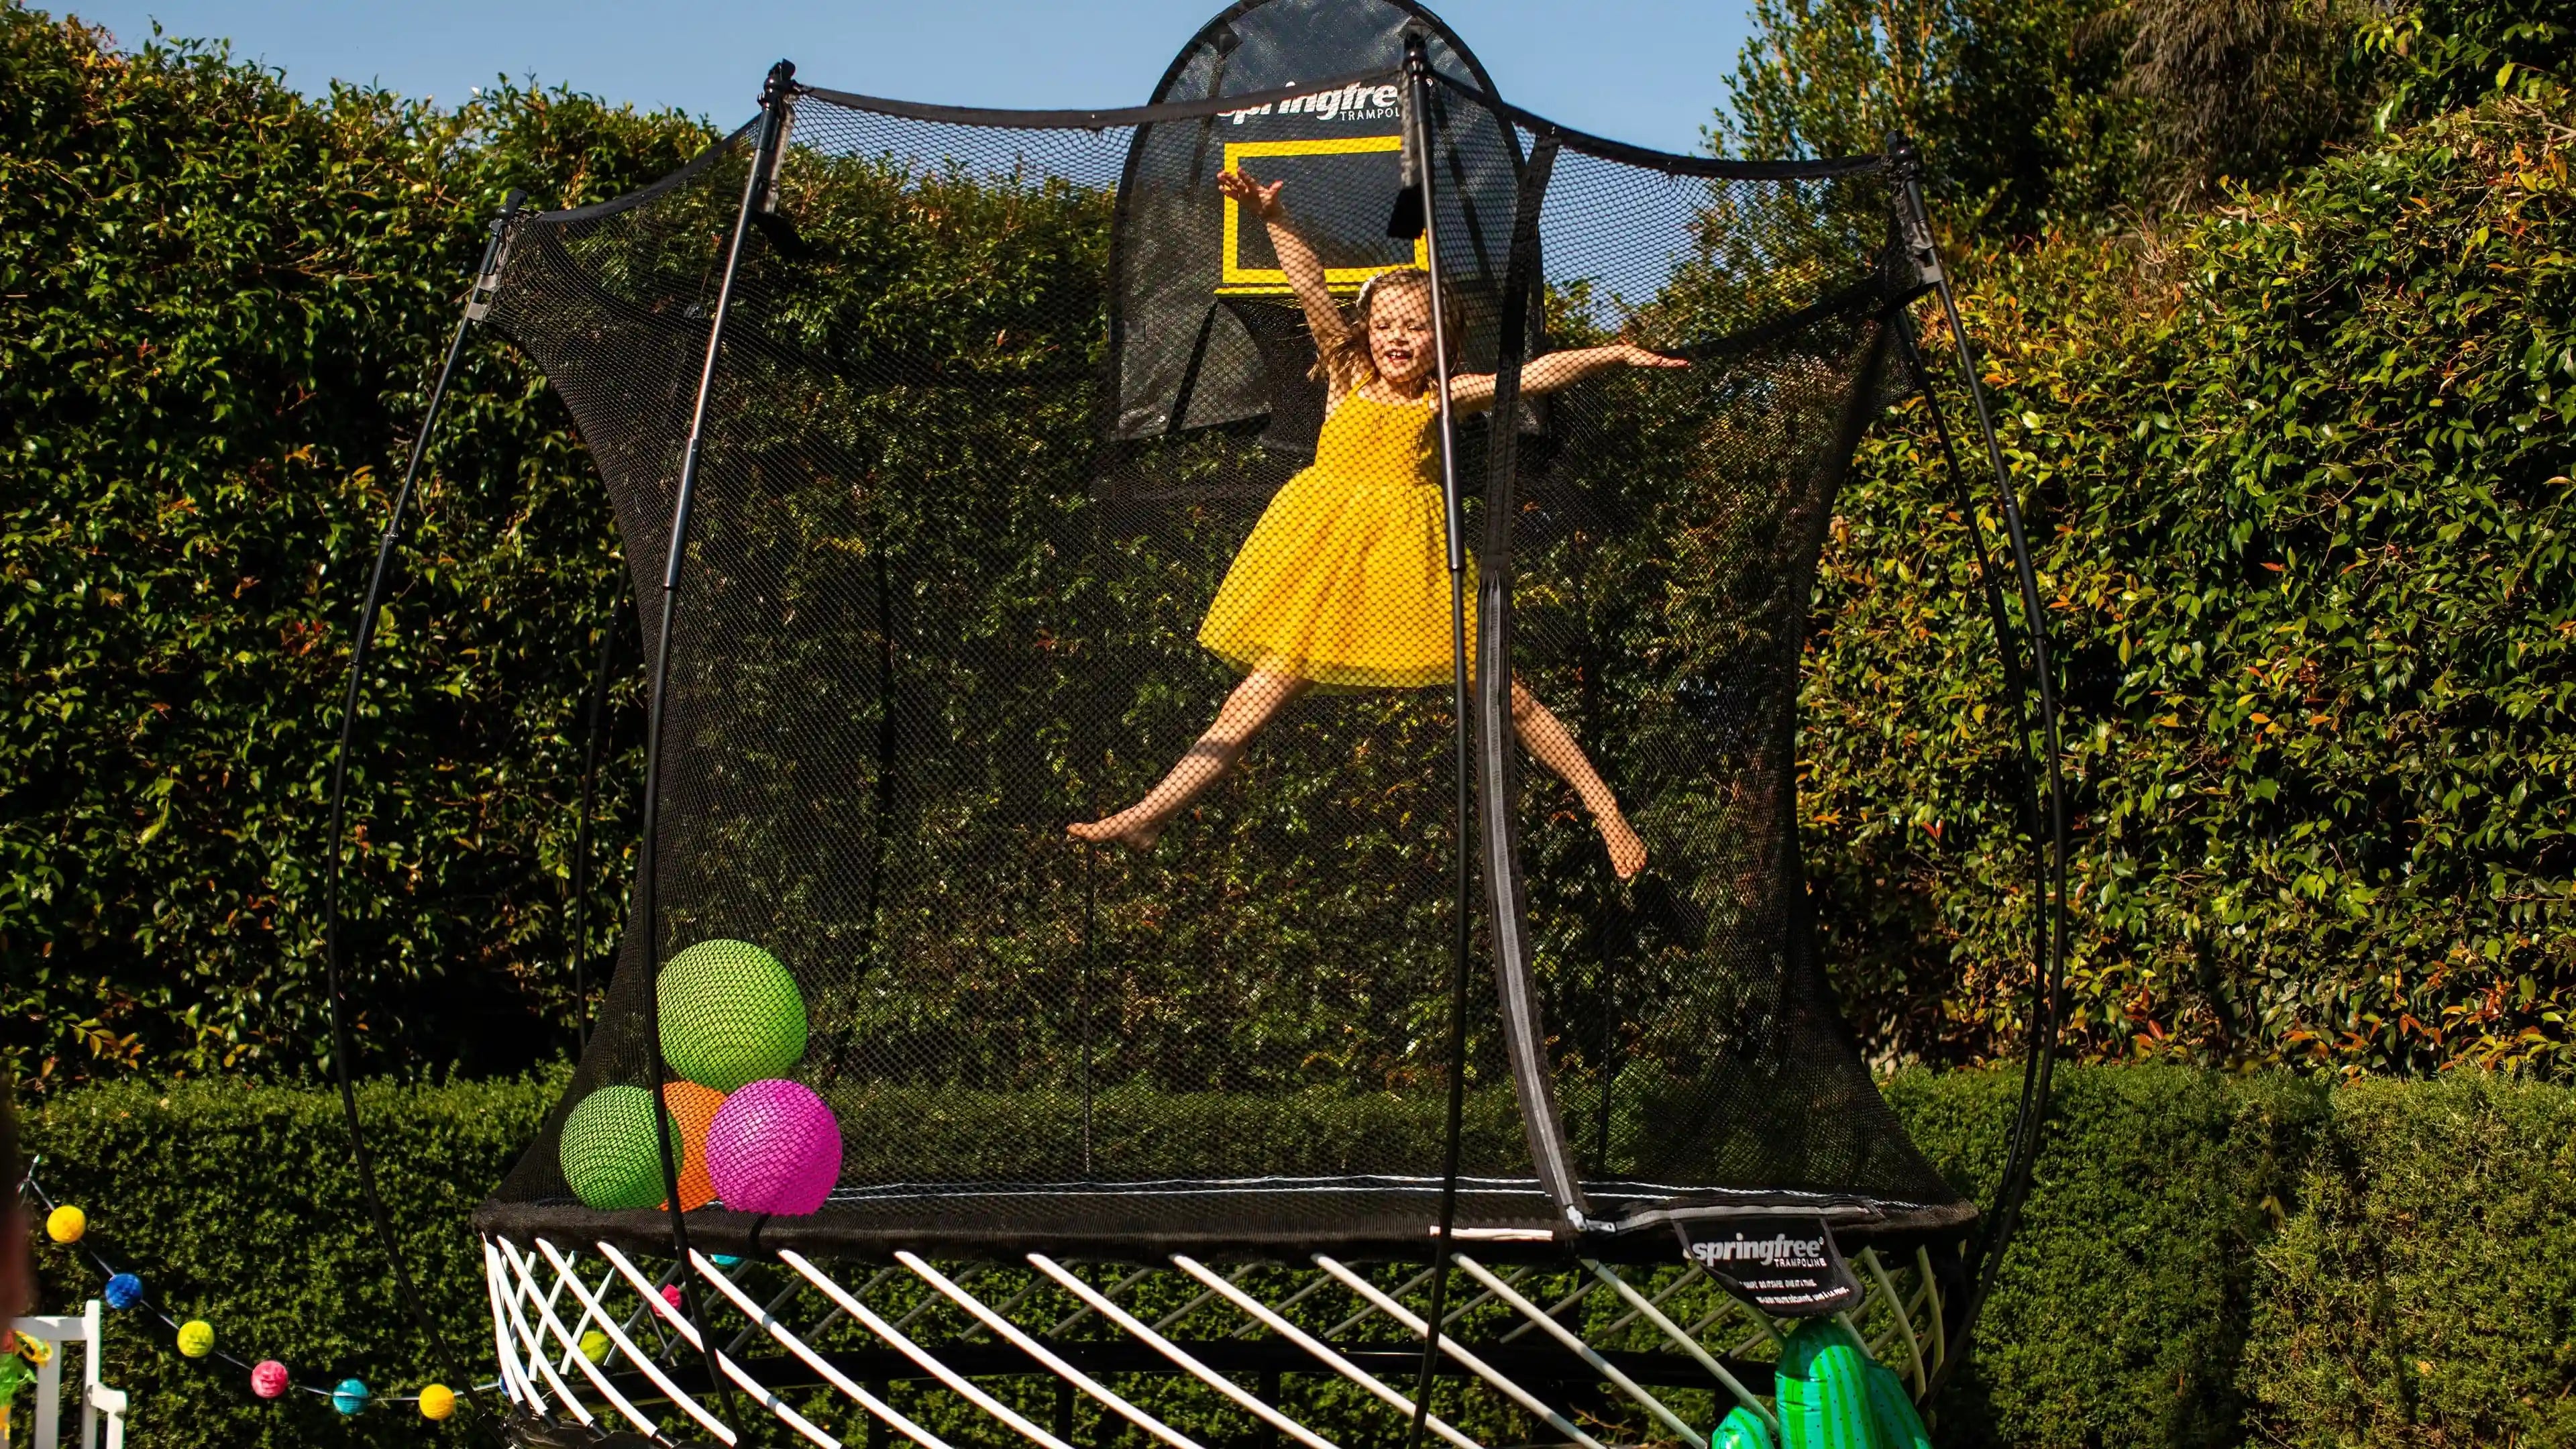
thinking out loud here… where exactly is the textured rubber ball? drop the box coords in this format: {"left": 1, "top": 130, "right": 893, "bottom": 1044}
{"left": 250, "top": 1360, "right": 290, "bottom": 1399}
{"left": 44, "top": 1205, "right": 85, "bottom": 1244}
{"left": 332, "top": 1378, "right": 371, "bottom": 1416}
{"left": 657, "top": 939, "right": 807, "bottom": 1091}
{"left": 418, "top": 1383, "right": 457, "bottom": 1421}
{"left": 176, "top": 1320, "right": 215, "bottom": 1358}
{"left": 557, "top": 1084, "right": 676, "bottom": 1211}
{"left": 660, "top": 1080, "right": 725, "bottom": 1212}
{"left": 704, "top": 1079, "right": 841, "bottom": 1215}
{"left": 103, "top": 1273, "right": 144, "bottom": 1310}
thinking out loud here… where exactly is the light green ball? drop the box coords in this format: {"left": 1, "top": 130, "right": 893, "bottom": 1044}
{"left": 558, "top": 1085, "right": 676, "bottom": 1210}
{"left": 657, "top": 939, "right": 806, "bottom": 1092}
{"left": 176, "top": 1320, "right": 215, "bottom": 1358}
{"left": 578, "top": 1330, "right": 611, "bottom": 1364}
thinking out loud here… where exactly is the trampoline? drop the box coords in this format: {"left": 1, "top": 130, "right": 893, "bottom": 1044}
{"left": 322, "top": 1, "right": 2069, "bottom": 1442}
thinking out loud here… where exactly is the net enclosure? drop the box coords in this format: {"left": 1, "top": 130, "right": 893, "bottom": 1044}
{"left": 472, "top": 8, "right": 1978, "bottom": 1272}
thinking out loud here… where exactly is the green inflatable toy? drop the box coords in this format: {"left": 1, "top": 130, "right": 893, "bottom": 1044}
{"left": 558, "top": 1084, "right": 677, "bottom": 1210}
{"left": 1713, "top": 1403, "right": 1778, "bottom": 1449}
{"left": 1864, "top": 1359, "right": 1933, "bottom": 1449}
{"left": 1775, "top": 1319, "right": 1882, "bottom": 1449}
{"left": 657, "top": 938, "right": 807, "bottom": 1092}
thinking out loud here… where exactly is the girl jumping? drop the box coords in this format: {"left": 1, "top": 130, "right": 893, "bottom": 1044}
{"left": 1071, "top": 168, "right": 1680, "bottom": 878}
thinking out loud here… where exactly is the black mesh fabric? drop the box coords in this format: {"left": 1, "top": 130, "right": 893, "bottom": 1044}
{"left": 476, "top": 66, "right": 1968, "bottom": 1261}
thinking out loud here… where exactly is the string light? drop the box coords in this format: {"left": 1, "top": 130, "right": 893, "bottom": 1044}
{"left": 16, "top": 1167, "right": 495, "bottom": 1419}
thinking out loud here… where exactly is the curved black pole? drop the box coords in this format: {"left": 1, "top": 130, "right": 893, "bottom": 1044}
{"left": 637, "top": 59, "right": 798, "bottom": 1430}
{"left": 320, "top": 188, "right": 523, "bottom": 1418}
{"left": 570, "top": 600, "right": 627, "bottom": 1056}
{"left": 1888, "top": 145, "right": 2071, "bottom": 1392}
{"left": 1399, "top": 32, "right": 1474, "bottom": 1449}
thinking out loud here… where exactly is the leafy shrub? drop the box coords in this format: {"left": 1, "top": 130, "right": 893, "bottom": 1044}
{"left": 19, "top": 1068, "right": 2572, "bottom": 1449}
{"left": 1805, "top": 92, "right": 2576, "bottom": 1074}
{"left": 0, "top": 9, "right": 704, "bottom": 1085}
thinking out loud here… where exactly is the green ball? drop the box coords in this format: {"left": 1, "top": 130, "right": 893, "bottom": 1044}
{"left": 558, "top": 1085, "right": 676, "bottom": 1210}
{"left": 657, "top": 940, "right": 806, "bottom": 1092}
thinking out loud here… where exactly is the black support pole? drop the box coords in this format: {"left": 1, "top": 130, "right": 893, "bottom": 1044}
{"left": 1889, "top": 143, "right": 2070, "bottom": 1393}
{"left": 1403, "top": 32, "right": 1473, "bottom": 1449}
{"left": 637, "top": 59, "right": 798, "bottom": 1430}
{"left": 319, "top": 188, "right": 523, "bottom": 1419}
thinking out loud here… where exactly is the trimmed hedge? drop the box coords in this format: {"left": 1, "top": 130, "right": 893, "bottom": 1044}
{"left": 21, "top": 1075, "right": 555, "bottom": 1446}
{"left": 19, "top": 1066, "right": 2575, "bottom": 1448}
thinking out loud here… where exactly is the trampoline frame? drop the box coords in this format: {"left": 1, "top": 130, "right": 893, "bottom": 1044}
{"left": 480, "top": 1230, "right": 1954, "bottom": 1446}
{"left": 317, "top": 43, "right": 2070, "bottom": 1442}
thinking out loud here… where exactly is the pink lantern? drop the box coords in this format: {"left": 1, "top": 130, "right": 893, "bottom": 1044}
{"left": 251, "top": 1360, "right": 290, "bottom": 1399}
{"left": 704, "top": 1079, "right": 841, "bottom": 1215}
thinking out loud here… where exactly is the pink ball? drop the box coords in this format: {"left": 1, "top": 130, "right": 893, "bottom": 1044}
{"left": 660, "top": 1284, "right": 684, "bottom": 1313}
{"left": 251, "top": 1360, "right": 290, "bottom": 1399}
{"left": 703, "top": 1079, "right": 841, "bottom": 1215}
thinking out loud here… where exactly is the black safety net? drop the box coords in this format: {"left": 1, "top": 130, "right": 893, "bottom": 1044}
{"left": 476, "top": 62, "right": 1968, "bottom": 1260}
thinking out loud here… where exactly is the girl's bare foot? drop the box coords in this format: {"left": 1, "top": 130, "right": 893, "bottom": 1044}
{"left": 1601, "top": 816, "right": 1648, "bottom": 880}
{"left": 1067, "top": 810, "right": 1164, "bottom": 852}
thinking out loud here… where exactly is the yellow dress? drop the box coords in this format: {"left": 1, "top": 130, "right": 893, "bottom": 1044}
{"left": 1197, "top": 388, "right": 1470, "bottom": 690}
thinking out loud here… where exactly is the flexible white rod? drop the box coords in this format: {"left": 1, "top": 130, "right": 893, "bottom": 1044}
{"left": 1495, "top": 1275, "right": 1595, "bottom": 1344}
{"left": 1591, "top": 1263, "right": 1703, "bottom": 1341}
{"left": 494, "top": 1240, "right": 609, "bottom": 1430}
{"left": 1580, "top": 1260, "right": 1778, "bottom": 1432}
{"left": 1452, "top": 1255, "right": 1700, "bottom": 1444}
{"left": 588, "top": 1242, "right": 835, "bottom": 1448}
{"left": 1914, "top": 1247, "right": 1946, "bottom": 1375}
{"left": 489, "top": 1240, "right": 609, "bottom": 1432}
{"left": 1309, "top": 1255, "right": 1605, "bottom": 1449}
{"left": 780, "top": 1250, "right": 1075, "bottom": 1449}
{"left": 553, "top": 1265, "right": 624, "bottom": 1377}
{"left": 1859, "top": 1250, "right": 1927, "bottom": 1394}
{"left": 1169, "top": 1256, "right": 1485, "bottom": 1449}
{"left": 504, "top": 1241, "right": 672, "bottom": 1439}
{"left": 1234, "top": 1273, "right": 1338, "bottom": 1338}
{"left": 1044, "top": 1265, "right": 1160, "bottom": 1337}
{"left": 1322, "top": 1265, "right": 1437, "bottom": 1341}
{"left": 1028, "top": 1256, "right": 1340, "bottom": 1449}
{"left": 520, "top": 1239, "right": 724, "bottom": 1442}
{"left": 692, "top": 1251, "right": 952, "bottom": 1449}
{"left": 1150, "top": 1261, "right": 1256, "bottom": 1334}
{"left": 482, "top": 1239, "right": 547, "bottom": 1415}
{"left": 594, "top": 1239, "right": 828, "bottom": 1446}
{"left": 896, "top": 1251, "right": 1204, "bottom": 1449}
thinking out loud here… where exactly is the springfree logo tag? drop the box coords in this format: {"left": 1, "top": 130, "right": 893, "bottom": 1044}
{"left": 1674, "top": 1216, "right": 1864, "bottom": 1318}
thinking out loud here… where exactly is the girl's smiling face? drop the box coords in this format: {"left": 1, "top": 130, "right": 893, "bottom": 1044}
{"left": 1365, "top": 280, "right": 1436, "bottom": 389}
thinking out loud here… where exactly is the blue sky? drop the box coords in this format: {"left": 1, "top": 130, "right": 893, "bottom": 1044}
{"left": 58, "top": 0, "right": 1754, "bottom": 156}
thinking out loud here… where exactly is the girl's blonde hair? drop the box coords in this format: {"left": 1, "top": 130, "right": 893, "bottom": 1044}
{"left": 1313, "top": 267, "right": 1458, "bottom": 388}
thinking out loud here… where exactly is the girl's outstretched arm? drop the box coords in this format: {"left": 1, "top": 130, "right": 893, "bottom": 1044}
{"left": 1443, "top": 343, "right": 1684, "bottom": 412}
{"left": 1218, "top": 170, "right": 1346, "bottom": 365}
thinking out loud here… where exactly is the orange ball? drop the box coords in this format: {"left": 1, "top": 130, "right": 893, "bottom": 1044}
{"left": 660, "top": 1081, "right": 725, "bottom": 1212}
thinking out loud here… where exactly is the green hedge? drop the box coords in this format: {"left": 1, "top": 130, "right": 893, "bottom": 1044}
{"left": 1802, "top": 89, "right": 2576, "bottom": 1076}
{"left": 20, "top": 1066, "right": 2575, "bottom": 1448}
{"left": 1, "top": 7, "right": 705, "bottom": 1085}
{"left": 7, "top": 5, "right": 2575, "bottom": 1091}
